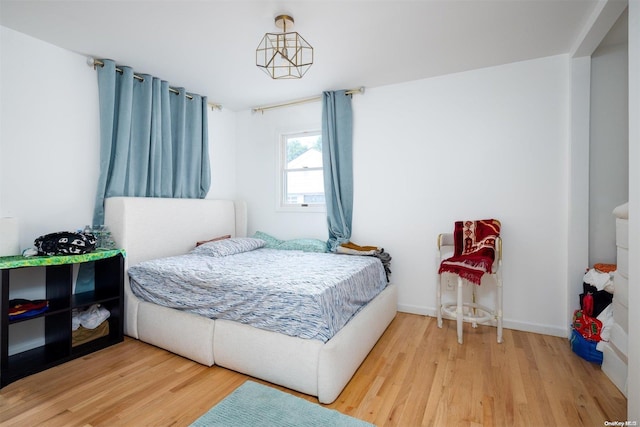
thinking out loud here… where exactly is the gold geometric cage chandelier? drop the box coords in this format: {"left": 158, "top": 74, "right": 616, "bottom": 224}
{"left": 256, "top": 14, "right": 314, "bottom": 79}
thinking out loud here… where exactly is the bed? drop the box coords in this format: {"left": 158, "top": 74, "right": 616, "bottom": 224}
{"left": 104, "top": 197, "right": 397, "bottom": 403}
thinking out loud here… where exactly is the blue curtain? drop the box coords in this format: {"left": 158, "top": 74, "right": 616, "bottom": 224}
{"left": 322, "top": 90, "right": 353, "bottom": 252}
{"left": 92, "top": 59, "right": 210, "bottom": 225}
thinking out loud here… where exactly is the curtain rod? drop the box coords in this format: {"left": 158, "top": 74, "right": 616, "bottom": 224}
{"left": 87, "top": 58, "right": 222, "bottom": 111}
{"left": 252, "top": 87, "right": 365, "bottom": 114}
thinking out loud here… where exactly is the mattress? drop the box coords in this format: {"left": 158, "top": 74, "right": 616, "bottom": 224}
{"left": 128, "top": 247, "right": 388, "bottom": 342}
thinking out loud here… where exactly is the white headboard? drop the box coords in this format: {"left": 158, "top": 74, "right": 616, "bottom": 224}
{"left": 104, "top": 197, "right": 247, "bottom": 269}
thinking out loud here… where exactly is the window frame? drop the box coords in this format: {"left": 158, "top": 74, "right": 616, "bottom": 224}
{"left": 276, "top": 129, "right": 325, "bottom": 213}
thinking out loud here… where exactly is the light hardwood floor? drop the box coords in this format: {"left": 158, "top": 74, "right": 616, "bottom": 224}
{"left": 0, "top": 313, "right": 627, "bottom": 426}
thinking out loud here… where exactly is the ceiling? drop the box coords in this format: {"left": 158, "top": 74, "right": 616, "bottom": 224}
{"left": 0, "top": 0, "right": 600, "bottom": 112}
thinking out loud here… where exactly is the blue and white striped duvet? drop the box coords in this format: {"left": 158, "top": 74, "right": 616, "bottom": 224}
{"left": 128, "top": 248, "right": 387, "bottom": 342}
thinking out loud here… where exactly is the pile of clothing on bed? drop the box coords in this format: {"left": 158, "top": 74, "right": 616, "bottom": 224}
{"left": 336, "top": 241, "right": 392, "bottom": 281}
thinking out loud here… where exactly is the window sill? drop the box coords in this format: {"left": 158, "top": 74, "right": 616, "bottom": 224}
{"left": 276, "top": 205, "right": 326, "bottom": 213}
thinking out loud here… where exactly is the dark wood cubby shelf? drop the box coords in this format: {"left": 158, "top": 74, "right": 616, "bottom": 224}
{"left": 1, "top": 251, "right": 124, "bottom": 388}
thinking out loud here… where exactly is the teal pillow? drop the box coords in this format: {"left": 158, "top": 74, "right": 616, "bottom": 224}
{"left": 252, "top": 231, "right": 283, "bottom": 248}
{"left": 252, "top": 231, "right": 327, "bottom": 253}
{"left": 277, "top": 238, "right": 327, "bottom": 253}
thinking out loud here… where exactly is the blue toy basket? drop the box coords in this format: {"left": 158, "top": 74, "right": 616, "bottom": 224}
{"left": 570, "top": 328, "right": 603, "bottom": 365}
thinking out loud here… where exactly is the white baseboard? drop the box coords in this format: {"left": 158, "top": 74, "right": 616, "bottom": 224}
{"left": 397, "top": 304, "right": 568, "bottom": 338}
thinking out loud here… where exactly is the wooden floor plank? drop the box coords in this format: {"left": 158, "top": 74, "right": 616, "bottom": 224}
{"left": 0, "top": 313, "right": 627, "bottom": 426}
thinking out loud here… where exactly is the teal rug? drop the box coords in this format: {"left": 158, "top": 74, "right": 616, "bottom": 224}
{"left": 190, "top": 381, "right": 374, "bottom": 427}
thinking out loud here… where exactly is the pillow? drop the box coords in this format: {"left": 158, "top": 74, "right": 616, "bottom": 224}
{"left": 196, "top": 234, "right": 231, "bottom": 247}
{"left": 191, "top": 237, "right": 265, "bottom": 257}
{"left": 276, "top": 238, "right": 327, "bottom": 253}
{"left": 252, "top": 231, "right": 283, "bottom": 248}
{"left": 252, "top": 231, "right": 327, "bottom": 253}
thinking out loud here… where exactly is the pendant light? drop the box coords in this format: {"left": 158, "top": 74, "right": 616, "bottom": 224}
{"left": 256, "top": 15, "right": 313, "bottom": 79}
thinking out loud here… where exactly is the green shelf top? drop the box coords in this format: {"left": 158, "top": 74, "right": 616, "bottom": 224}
{"left": 0, "top": 249, "right": 125, "bottom": 270}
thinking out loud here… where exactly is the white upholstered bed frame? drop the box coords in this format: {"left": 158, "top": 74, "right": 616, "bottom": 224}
{"left": 104, "top": 197, "right": 397, "bottom": 403}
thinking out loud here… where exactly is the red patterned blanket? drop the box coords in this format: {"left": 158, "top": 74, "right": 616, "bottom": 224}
{"left": 438, "top": 219, "right": 501, "bottom": 285}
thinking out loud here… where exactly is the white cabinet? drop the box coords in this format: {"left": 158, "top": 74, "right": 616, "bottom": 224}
{"left": 601, "top": 203, "right": 628, "bottom": 397}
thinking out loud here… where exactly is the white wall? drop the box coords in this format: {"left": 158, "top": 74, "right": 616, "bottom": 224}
{"left": 568, "top": 56, "right": 591, "bottom": 338}
{"left": 237, "top": 55, "right": 571, "bottom": 337}
{"left": 0, "top": 26, "right": 237, "bottom": 250}
{"left": 1, "top": 26, "right": 100, "bottom": 248}
{"left": 626, "top": 0, "right": 639, "bottom": 419}
{"left": 207, "top": 108, "right": 237, "bottom": 200}
{"left": 589, "top": 38, "right": 629, "bottom": 265}
{"left": 236, "top": 103, "right": 327, "bottom": 240}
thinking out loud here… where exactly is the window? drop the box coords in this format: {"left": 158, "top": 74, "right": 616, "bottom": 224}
{"left": 279, "top": 131, "right": 324, "bottom": 210}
